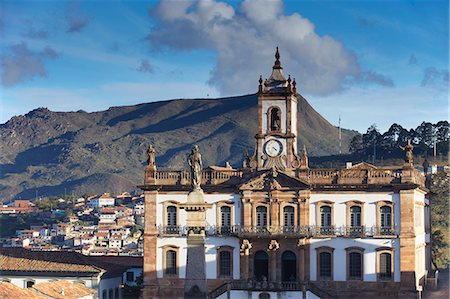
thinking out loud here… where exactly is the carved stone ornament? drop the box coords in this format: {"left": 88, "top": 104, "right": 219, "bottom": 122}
{"left": 268, "top": 239, "right": 280, "bottom": 251}
{"left": 297, "top": 238, "right": 306, "bottom": 247}
{"left": 240, "top": 239, "right": 252, "bottom": 255}
{"left": 188, "top": 145, "right": 203, "bottom": 190}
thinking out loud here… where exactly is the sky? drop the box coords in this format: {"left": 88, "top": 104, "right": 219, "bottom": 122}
{"left": 0, "top": 0, "right": 448, "bottom": 133}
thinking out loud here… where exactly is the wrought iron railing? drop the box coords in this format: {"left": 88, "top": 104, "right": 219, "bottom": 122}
{"left": 157, "top": 225, "right": 398, "bottom": 238}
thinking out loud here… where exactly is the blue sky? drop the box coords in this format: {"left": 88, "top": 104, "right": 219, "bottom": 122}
{"left": 1, "top": 0, "right": 448, "bottom": 132}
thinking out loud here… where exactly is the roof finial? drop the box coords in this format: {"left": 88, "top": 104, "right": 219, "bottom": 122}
{"left": 274, "top": 46, "right": 282, "bottom": 69}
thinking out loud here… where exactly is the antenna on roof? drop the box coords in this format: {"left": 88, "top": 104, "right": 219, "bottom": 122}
{"left": 338, "top": 115, "right": 342, "bottom": 155}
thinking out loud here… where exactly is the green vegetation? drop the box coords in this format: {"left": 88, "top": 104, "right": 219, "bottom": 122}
{"left": 430, "top": 172, "right": 449, "bottom": 269}
{"left": 349, "top": 121, "right": 449, "bottom": 161}
{"left": 0, "top": 214, "right": 43, "bottom": 237}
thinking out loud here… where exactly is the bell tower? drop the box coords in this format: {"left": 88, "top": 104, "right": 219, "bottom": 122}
{"left": 254, "top": 47, "right": 301, "bottom": 173}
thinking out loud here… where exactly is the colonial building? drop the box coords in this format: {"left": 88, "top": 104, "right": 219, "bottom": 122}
{"left": 140, "top": 49, "right": 431, "bottom": 298}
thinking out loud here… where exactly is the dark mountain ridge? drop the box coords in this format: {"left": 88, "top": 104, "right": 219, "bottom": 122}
{"left": 0, "top": 94, "right": 357, "bottom": 201}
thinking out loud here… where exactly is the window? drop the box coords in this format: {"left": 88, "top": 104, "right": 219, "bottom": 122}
{"left": 221, "top": 206, "right": 231, "bottom": 227}
{"left": 126, "top": 271, "right": 134, "bottom": 282}
{"left": 319, "top": 252, "right": 332, "bottom": 278}
{"left": 115, "top": 288, "right": 119, "bottom": 299}
{"left": 346, "top": 247, "right": 364, "bottom": 280}
{"left": 219, "top": 251, "right": 232, "bottom": 277}
{"left": 380, "top": 206, "right": 392, "bottom": 235}
{"left": 102, "top": 290, "right": 107, "bottom": 299}
{"left": 26, "top": 280, "right": 35, "bottom": 288}
{"left": 269, "top": 107, "right": 281, "bottom": 131}
{"left": 165, "top": 250, "right": 177, "bottom": 275}
{"left": 108, "top": 289, "right": 113, "bottom": 299}
{"left": 167, "top": 206, "right": 177, "bottom": 227}
{"left": 283, "top": 206, "right": 295, "bottom": 228}
{"left": 316, "top": 246, "right": 334, "bottom": 280}
{"left": 379, "top": 253, "right": 392, "bottom": 279}
{"left": 256, "top": 206, "right": 268, "bottom": 229}
{"left": 320, "top": 206, "right": 331, "bottom": 226}
{"left": 350, "top": 206, "right": 361, "bottom": 227}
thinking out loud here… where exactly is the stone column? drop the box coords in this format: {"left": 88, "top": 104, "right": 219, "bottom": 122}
{"left": 180, "top": 189, "right": 212, "bottom": 299}
{"left": 268, "top": 240, "right": 280, "bottom": 282}
{"left": 142, "top": 190, "right": 159, "bottom": 298}
{"left": 240, "top": 240, "right": 252, "bottom": 281}
{"left": 399, "top": 189, "right": 417, "bottom": 291}
{"left": 297, "top": 239, "right": 306, "bottom": 282}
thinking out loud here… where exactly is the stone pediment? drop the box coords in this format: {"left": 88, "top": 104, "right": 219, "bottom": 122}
{"left": 239, "top": 169, "right": 310, "bottom": 191}
{"left": 350, "top": 162, "right": 378, "bottom": 169}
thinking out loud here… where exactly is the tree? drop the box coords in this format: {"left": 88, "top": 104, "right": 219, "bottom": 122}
{"left": 349, "top": 134, "right": 364, "bottom": 153}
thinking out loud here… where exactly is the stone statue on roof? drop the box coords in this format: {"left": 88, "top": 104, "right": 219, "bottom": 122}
{"left": 147, "top": 144, "right": 155, "bottom": 166}
{"left": 188, "top": 145, "right": 203, "bottom": 190}
{"left": 400, "top": 139, "right": 414, "bottom": 166}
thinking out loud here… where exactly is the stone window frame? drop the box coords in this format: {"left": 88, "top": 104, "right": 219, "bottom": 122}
{"left": 279, "top": 202, "right": 297, "bottom": 228}
{"left": 376, "top": 247, "right": 394, "bottom": 281}
{"left": 216, "top": 245, "right": 234, "bottom": 279}
{"left": 253, "top": 203, "right": 269, "bottom": 228}
{"left": 315, "top": 201, "right": 334, "bottom": 227}
{"left": 345, "top": 246, "right": 365, "bottom": 281}
{"left": 345, "top": 200, "right": 365, "bottom": 227}
{"left": 162, "top": 245, "right": 180, "bottom": 278}
{"left": 216, "top": 200, "right": 235, "bottom": 228}
{"left": 162, "top": 200, "right": 180, "bottom": 227}
{"left": 267, "top": 105, "right": 283, "bottom": 133}
{"left": 375, "top": 201, "right": 395, "bottom": 236}
{"left": 315, "top": 246, "right": 334, "bottom": 281}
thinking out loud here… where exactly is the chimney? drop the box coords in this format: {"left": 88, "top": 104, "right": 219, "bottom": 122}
{"left": 346, "top": 162, "right": 353, "bottom": 169}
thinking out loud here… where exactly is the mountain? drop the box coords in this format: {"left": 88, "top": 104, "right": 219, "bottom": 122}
{"left": 0, "top": 94, "right": 357, "bottom": 201}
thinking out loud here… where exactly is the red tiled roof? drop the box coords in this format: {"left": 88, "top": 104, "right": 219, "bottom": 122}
{"left": 0, "top": 282, "right": 46, "bottom": 299}
{"left": 33, "top": 280, "right": 96, "bottom": 299}
{"left": 0, "top": 248, "right": 102, "bottom": 274}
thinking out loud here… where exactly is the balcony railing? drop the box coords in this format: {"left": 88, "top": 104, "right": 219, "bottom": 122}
{"left": 156, "top": 225, "right": 398, "bottom": 238}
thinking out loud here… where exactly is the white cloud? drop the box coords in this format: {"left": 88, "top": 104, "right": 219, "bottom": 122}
{"left": 148, "top": 0, "right": 362, "bottom": 95}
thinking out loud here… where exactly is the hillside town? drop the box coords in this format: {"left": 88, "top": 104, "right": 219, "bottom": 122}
{"left": 0, "top": 192, "right": 145, "bottom": 257}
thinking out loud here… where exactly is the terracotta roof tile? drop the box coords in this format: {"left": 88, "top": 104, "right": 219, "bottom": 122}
{"left": 0, "top": 282, "right": 46, "bottom": 299}
{"left": 33, "top": 280, "right": 96, "bottom": 299}
{"left": 0, "top": 248, "right": 102, "bottom": 274}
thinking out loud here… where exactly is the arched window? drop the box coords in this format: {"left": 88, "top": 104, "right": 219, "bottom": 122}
{"left": 350, "top": 206, "right": 361, "bottom": 227}
{"left": 379, "top": 252, "right": 392, "bottom": 279}
{"left": 102, "top": 290, "right": 107, "bottom": 299}
{"left": 281, "top": 251, "right": 297, "bottom": 281}
{"left": 254, "top": 250, "right": 269, "bottom": 281}
{"left": 348, "top": 251, "right": 363, "bottom": 280}
{"left": 269, "top": 107, "right": 281, "bottom": 131}
{"left": 165, "top": 250, "right": 177, "bottom": 275}
{"left": 283, "top": 206, "right": 295, "bottom": 228}
{"left": 219, "top": 251, "right": 232, "bottom": 277}
{"left": 256, "top": 206, "right": 268, "bottom": 229}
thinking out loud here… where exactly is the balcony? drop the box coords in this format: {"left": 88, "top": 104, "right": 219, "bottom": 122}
{"left": 156, "top": 225, "right": 398, "bottom": 238}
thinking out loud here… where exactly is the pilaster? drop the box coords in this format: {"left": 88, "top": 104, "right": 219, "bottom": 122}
{"left": 399, "top": 189, "right": 417, "bottom": 290}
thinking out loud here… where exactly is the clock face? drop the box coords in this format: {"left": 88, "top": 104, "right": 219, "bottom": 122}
{"left": 264, "top": 139, "right": 283, "bottom": 157}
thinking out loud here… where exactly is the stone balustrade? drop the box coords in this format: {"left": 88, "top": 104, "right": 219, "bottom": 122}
{"left": 145, "top": 167, "right": 425, "bottom": 187}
